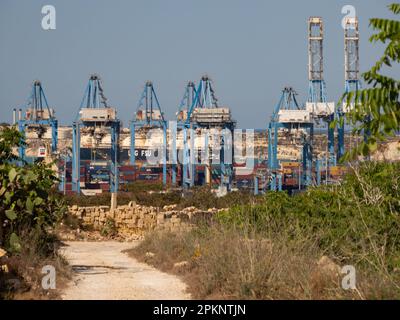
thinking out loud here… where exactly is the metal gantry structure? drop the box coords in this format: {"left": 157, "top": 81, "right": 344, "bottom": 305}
{"left": 130, "top": 81, "right": 167, "bottom": 185}
{"left": 180, "top": 75, "right": 235, "bottom": 191}
{"left": 338, "top": 16, "right": 361, "bottom": 161}
{"left": 267, "top": 87, "right": 313, "bottom": 191}
{"left": 264, "top": 16, "right": 362, "bottom": 193}
{"left": 17, "top": 80, "right": 58, "bottom": 162}
{"left": 173, "top": 81, "right": 197, "bottom": 185}
{"left": 12, "top": 14, "right": 366, "bottom": 197}
{"left": 72, "top": 74, "right": 120, "bottom": 194}
{"left": 306, "top": 17, "right": 336, "bottom": 178}
{"left": 177, "top": 81, "right": 197, "bottom": 127}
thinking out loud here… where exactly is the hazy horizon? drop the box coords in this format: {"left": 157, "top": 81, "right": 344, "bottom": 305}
{"left": 0, "top": 0, "right": 397, "bottom": 128}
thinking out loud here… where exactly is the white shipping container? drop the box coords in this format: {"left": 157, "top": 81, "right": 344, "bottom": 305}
{"left": 79, "top": 108, "right": 116, "bottom": 121}
{"left": 305, "top": 102, "right": 335, "bottom": 116}
{"left": 277, "top": 110, "right": 312, "bottom": 123}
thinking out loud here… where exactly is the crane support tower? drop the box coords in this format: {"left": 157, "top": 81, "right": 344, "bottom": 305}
{"left": 130, "top": 81, "right": 167, "bottom": 185}
{"left": 180, "top": 75, "right": 236, "bottom": 192}
{"left": 338, "top": 16, "right": 361, "bottom": 160}
{"left": 306, "top": 17, "right": 336, "bottom": 179}
{"left": 72, "top": 74, "right": 120, "bottom": 195}
{"left": 17, "top": 80, "right": 58, "bottom": 163}
{"left": 173, "top": 81, "right": 197, "bottom": 185}
{"left": 267, "top": 87, "right": 313, "bottom": 191}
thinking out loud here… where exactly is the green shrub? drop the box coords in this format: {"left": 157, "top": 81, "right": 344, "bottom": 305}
{"left": 131, "top": 161, "right": 400, "bottom": 299}
{"left": 216, "top": 162, "right": 400, "bottom": 272}
{"left": 0, "top": 127, "right": 69, "bottom": 299}
{"left": 100, "top": 218, "right": 117, "bottom": 237}
{"left": 66, "top": 183, "right": 260, "bottom": 210}
{"left": 0, "top": 128, "right": 66, "bottom": 252}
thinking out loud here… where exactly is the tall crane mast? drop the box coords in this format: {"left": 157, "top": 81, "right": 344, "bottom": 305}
{"left": 338, "top": 16, "right": 361, "bottom": 160}
{"left": 308, "top": 17, "right": 326, "bottom": 103}
{"left": 307, "top": 17, "right": 335, "bottom": 177}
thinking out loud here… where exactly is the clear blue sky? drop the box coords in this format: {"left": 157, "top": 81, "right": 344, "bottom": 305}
{"left": 0, "top": 0, "right": 397, "bottom": 128}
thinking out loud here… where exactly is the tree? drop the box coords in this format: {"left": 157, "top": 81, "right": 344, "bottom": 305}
{"left": 0, "top": 127, "right": 65, "bottom": 251}
{"left": 0, "top": 127, "right": 24, "bottom": 164}
{"left": 342, "top": 3, "right": 400, "bottom": 159}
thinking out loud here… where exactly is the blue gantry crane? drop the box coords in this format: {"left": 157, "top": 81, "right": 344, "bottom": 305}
{"left": 177, "top": 81, "right": 197, "bottom": 127}
{"left": 267, "top": 87, "right": 314, "bottom": 191}
{"left": 17, "top": 80, "right": 58, "bottom": 163}
{"left": 130, "top": 81, "right": 167, "bottom": 185}
{"left": 338, "top": 16, "right": 361, "bottom": 161}
{"left": 72, "top": 74, "right": 120, "bottom": 194}
{"left": 172, "top": 81, "right": 197, "bottom": 185}
{"left": 180, "top": 75, "right": 235, "bottom": 191}
{"left": 306, "top": 17, "right": 336, "bottom": 180}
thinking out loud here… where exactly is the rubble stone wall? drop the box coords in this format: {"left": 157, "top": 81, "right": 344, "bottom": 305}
{"left": 68, "top": 203, "right": 224, "bottom": 236}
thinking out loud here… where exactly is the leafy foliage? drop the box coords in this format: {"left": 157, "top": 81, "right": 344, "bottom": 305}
{"left": 0, "top": 127, "right": 25, "bottom": 165}
{"left": 100, "top": 217, "right": 117, "bottom": 237}
{"left": 134, "top": 163, "right": 400, "bottom": 299}
{"left": 217, "top": 162, "right": 400, "bottom": 272}
{"left": 341, "top": 3, "right": 400, "bottom": 159}
{"left": 67, "top": 183, "right": 261, "bottom": 210}
{"left": 0, "top": 127, "right": 66, "bottom": 252}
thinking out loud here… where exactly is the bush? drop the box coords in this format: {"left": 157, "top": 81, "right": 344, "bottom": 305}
{"left": 0, "top": 127, "right": 69, "bottom": 299}
{"left": 66, "top": 183, "right": 261, "bottom": 210}
{"left": 130, "top": 161, "right": 400, "bottom": 299}
{"left": 0, "top": 128, "right": 66, "bottom": 252}
{"left": 100, "top": 218, "right": 117, "bottom": 237}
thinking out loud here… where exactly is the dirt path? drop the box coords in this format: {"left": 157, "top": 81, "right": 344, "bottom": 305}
{"left": 60, "top": 241, "right": 190, "bottom": 300}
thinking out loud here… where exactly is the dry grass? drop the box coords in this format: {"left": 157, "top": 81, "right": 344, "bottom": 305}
{"left": 0, "top": 229, "right": 71, "bottom": 300}
{"left": 129, "top": 221, "right": 400, "bottom": 300}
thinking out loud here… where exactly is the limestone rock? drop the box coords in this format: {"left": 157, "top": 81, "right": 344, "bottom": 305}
{"left": 163, "top": 204, "right": 178, "bottom": 211}
{"left": 173, "top": 261, "right": 189, "bottom": 269}
{"left": 182, "top": 206, "right": 197, "bottom": 213}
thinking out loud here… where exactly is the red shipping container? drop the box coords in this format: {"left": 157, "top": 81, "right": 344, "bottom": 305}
{"left": 119, "top": 165, "right": 136, "bottom": 172}
{"left": 119, "top": 172, "right": 135, "bottom": 176}
{"left": 121, "top": 174, "right": 135, "bottom": 181}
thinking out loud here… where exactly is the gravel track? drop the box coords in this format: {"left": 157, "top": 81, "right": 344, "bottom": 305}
{"left": 60, "top": 241, "right": 190, "bottom": 300}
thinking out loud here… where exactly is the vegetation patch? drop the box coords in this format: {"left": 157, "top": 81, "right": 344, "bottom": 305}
{"left": 0, "top": 128, "right": 70, "bottom": 299}
{"left": 129, "top": 162, "right": 400, "bottom": 299}
{"left": 66, "top": 182, "right": 262, "bottom": 210}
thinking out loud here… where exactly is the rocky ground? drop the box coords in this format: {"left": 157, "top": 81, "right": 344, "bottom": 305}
{"left": 57, "top": 204, "right": 223, "bottom": 300}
